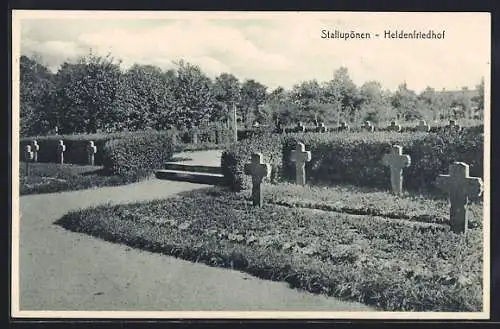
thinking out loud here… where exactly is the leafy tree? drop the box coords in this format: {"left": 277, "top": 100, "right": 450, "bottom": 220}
{"left": 114, "top": 64, "right": 175, "bottom": 131}
{"left": 322, "top": 67, "right": 359, "bottom": 123}
{"left": 290, "top": 80, "right": 323, "bottom": 124}
{"left": 391, "top": 82, "right": 420, "bottom": 120}
{"left": 19, "top": 55, "right": 55, "bottom": 135}
{"left": 170, "top": 60, "right": 214, "bottom": 128}
{"left": 212, "top": 73, "right": 241, "bottom": 125}
{"left": 357, "top": 81, "right": 393, "bottom": 123}
{"left": 471, "top": 78, "right": 485, "bottom": 119}
{"left": 50, "top": 52, "right": 122, "bottom": 133}
{"left": 239, "top": 79, "right": 268, "bottom": 127}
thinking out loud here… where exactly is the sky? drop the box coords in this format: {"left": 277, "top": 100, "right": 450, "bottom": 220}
{"left": 14, "top": 11, "right": 490, "bottom": 93}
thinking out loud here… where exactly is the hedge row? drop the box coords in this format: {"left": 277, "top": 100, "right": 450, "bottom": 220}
{"left": 221, "top": 133, "right": 283, "bottom": 191}
{"left": 222, "top": 125, "right": 484, "bottom": 193}
{"left": 102, "top": 131, "right": 175, "bottom": 177}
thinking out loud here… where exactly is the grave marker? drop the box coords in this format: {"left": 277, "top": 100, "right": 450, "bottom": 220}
{"left": 436, "top": 162, "right": 483, "bottom": 233}
{"left": 87, "top": 141, "right": 97, "bottom": 166}
{"left": 24, "top": 145, "right": 34, "bottom": 176}
{"left": 338, "top": 121, "right": 349, "bottom": 132}
{"left": 387, "top": 120, "right": 401, "bottom": 132}
{"left": 57, "top": 140, "right": 66, "bottom": 165}
{"left": 445, "top": 120, "right": 461, "bottom": 132}
{"left": 244, "top": 153, "right": 271, "bottom": 207}
{"left": 382, "top": 145, "right": 411, "bottom": 194}
{"left": 416, "top": 120, "right": 430, "bottom": 132}
{"left": 290, "top": 142, "right": 312, "bottom": 186}
{"left": 31, "top": 140, "right": 40, "bottom": 162}
{"left": 317, "top": 122, "right": 328, "bottom": 133}
{"left": 295, "top": 122, "right": 305, "bottom": 133}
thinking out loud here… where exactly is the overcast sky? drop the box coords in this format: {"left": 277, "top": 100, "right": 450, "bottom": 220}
{"left": 15, "top": 11, "right": 490, "bottom": 92}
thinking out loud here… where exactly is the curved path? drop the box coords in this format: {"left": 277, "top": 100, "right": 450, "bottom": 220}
{"left": 16, "top": 151, "right": 373, "bottom": 313}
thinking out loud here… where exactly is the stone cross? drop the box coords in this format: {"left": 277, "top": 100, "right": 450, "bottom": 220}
{"left": 338, "top": 121, "right": 349, "bottom": 132}
{"left": 362, "top": 121, "right": 374, "bottom": 132}
{"left": 317, "top": 122, "right": 328, "bottom": 133}
{"left": 436, "top": 162, "right": 483, "bottom": 234}
{"left": 24, "top": 145, "right": 34, "bottom": 176}
{"left": 416, "top": 120, "right": 430, "bottom": 132}
{"left": 57, "top": 140, "right": 66, "bottom": 165}
{"left": 290, "top": 142, "right": 312, "bottom": 186}
{"left": 31, "top": 140, "right": 40, "bottom": 162}
{"left": 382, "top": 145, "right": 411, "bottom": 194}
{"left": 387, "top": 121, "right": 401, "bottom": 132}
{"left": 296, "top": 122, "right": 305, "bottom": 133}
{"left": 244, "top": 153, "right": 271, "bottom": 207}
{"left": 446, "top": 120, "right": 461, "bottom": 132}
{"left": 87, "top": 141, "right": 97, "bottom": 166}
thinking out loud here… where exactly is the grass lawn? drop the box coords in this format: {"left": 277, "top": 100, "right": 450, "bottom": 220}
{"left": 57, "top": 185, "right": 484, "bottom": 312}
{"left": 19, "top": 162, "right": 146, "bottom": 195}
{"left": 244, "top": 183, "right": 484, "bottom": 229}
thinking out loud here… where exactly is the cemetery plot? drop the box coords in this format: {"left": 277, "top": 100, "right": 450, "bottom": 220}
{"left": 57, "top": 187, "right": 483, "bottom": 312}
{"left": 19, "top": 162, "right": 142, "bottom": 195}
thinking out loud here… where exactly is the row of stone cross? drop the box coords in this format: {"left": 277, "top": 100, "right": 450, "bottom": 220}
{"left": 244, "top": 142, "right": 483, "bottom": 234}
{"left": 23, "top": 140, "right": 98, "bottom": 166}
{"left": 288, "top": 119, "right": 461, "bottom": 133}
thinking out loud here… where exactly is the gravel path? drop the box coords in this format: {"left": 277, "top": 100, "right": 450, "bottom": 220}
{"left": 16, "top": 151, "right": 373, "bottom": 313}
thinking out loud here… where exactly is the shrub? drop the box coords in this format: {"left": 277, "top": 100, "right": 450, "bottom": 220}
{"left": 102, "top": 131, "right": 175, "bottom": 177}
{"left": 282, "top": 127, "right": 483, "bottom": 192}
{"left": 221, "top": 133, "right": 283, "bottom": 191}
{"left": 178, "top": 123, "right": 233, "bottom": 145}
{"left": 19, "top": 130, "right": 176, "bottom": 165}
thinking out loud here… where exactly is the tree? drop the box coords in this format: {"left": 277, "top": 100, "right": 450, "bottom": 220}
{"left": 391, "top": 82, "right": 420, "bottom": 120}
{"left": 170, "top": 60, "right": 214, "bottom": 128}
{"left": 289, "top": 80, "right": 322, "bottom": 124}
{"left": 19, "top": 55, "right": 55, "bottom": 135}
{"left": 471, "top": 78, "right": 485, "bottom": 119}
{"left": 322, "top": 67, "right": 359, "bottom": 123}
{"left": 357, "top": 81, "right": 393, "bottom": 123}
{"left": 240, "top": 79, "right": 268, "bottom": 127}
{"left": 50, "top": 52, "right": 122, "bottom": 133}
{"left": 114, "top": 64, "right": 175, "bottom": 131}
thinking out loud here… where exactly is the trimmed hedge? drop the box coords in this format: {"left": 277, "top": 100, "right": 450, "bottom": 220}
{"left": 177, "top": 123, "right": 234, "bottom": 145}
{"left": 19, "top": 130, "right": 175, "bottom": 165}
{"left": 221, "top": 125, "right": 483, "bottom": 193}
{"left": 282, "top": 127, "right": 483, "bottom": 193}
{"left": 102, "top": 131, "right": 175, "bottom": 177}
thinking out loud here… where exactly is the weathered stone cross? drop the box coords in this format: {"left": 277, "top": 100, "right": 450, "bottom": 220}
{"left": 57, "top": 140, "right": 66, "bottom": 165}
{"left": 416, "top": 120, "right": 430, "bottom": 132}
{"left": 436, "top": 162, "right": 483, "bottom": 234}
{"left": 317, "top": 122, "right": 328, "bottom": 133}
{"left": 387, "top": 121, "right": 401, "bottom": 132}
{"left": 24, "top": 145, "right": 34, "bottom": 175}
{"left": 290, "top": 142, "right": 312, "bottom": 186}
{"left": 338, "top": 121, "right": 349, "bottom": 132}
{"left": 382, "top": 145, "right": 411, "bottom": 194}
{"left": 244, "top": 153, "right": 271, "bottom": 207}
{"left": 362, "top": 120, "right": 374, "bottom": 132}
{"left": 31, "top": 140, "right": 40, "bottom": 162}
{"left": 296, "top": 122, "right": 305, "bottom": 133}
{"left": 87, "top": 141, "right": 97, "bottom": 166}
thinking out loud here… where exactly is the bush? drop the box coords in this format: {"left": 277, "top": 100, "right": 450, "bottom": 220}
{"left": 178, "top": 123, "right": 233, "bottom": 145}
{"left": 282, "top": 127, "right": 483, "bottom": 192}
{"left": 102, "top": 131, "right": 175, "bottom": 177}
{"left": 221, "top": 133, "right": 283, "bottom": 191}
